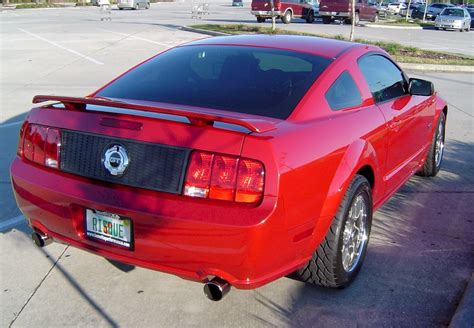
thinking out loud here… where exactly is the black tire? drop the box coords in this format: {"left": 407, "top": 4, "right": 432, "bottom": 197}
{"left": 306, "top": 10, "right": 315, "bottom": 23}
{"left": 292, "top": 175, "right": 373, "bottom": 288}
{"left": 281, "top": 10, "right": 292, "bottom": 24}
{"left": 322, "top": 16, "right": 332, "bottom": 24}
{"left": 256, "top": 16, "right": 265, "bottom": 23}
{"left": 119, "top": 7, "right": 123, "bottom": 10}
{"left": 372, "top": 12, "right": 379, "bottom": 22}
{"left": 146, "top": 2, "right": 150, "bottom": 9}
{"left": 353, "top": 11, "right": 360, "bottom": 25}
{"left": 417, "top": 112, "right": 446, "bottom": 177}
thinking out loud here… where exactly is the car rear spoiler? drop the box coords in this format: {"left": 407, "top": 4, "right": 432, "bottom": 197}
{"left": 32, "top": 95, "right": 278, "bottom": 134}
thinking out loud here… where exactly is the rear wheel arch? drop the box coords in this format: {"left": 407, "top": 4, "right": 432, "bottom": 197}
{"left": 356, "top": 165, "right": 375, "bottom": 191}
{"left": 319, "top": 139, "right": 378, "bottom": 219}
{"left": 303, "top": 139, "right": 379, "bottom": 260}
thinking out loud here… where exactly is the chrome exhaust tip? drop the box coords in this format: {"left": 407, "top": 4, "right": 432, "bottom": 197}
{"left": 203, "top": 277, "right": 231, "bottom": 301}
{"left": 31, "top": 232, "right": 52, "bottom": 248}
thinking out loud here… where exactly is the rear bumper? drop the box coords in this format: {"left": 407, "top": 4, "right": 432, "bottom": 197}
{"left": 319, "top": 11, "right": 350, "bottom": 18}
{"left": 11, "top": 158, "right": 310, "bottom": 289}
{"left": 251, "top": 10, "right": 282, "bottom": 17}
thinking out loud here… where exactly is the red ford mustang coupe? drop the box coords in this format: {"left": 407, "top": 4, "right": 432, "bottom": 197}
{"left": 11, "top": 35, "right": 447, "bottom": 301}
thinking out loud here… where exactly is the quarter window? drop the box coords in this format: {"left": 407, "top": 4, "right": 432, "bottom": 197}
{"left": 358, "top": 55, "right": 407, "bottom": 103}
{"left": 325, "top": 71, "right": 363, "bottom": 111}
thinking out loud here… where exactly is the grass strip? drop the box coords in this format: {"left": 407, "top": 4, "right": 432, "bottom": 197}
{"left": 190, "top": 24, "right": 474, "bottom": 66}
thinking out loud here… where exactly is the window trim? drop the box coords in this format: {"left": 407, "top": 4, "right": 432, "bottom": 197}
{"left": 356, "top": 52, "right": 410, "bottom": 105}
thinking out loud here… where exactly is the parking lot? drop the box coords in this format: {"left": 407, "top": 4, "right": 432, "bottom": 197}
{"left": 1, "top": 3, "right": 473, "bottom": 327}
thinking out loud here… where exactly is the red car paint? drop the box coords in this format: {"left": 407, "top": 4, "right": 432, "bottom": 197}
{"left": 11, "top": 36, "right": 446, "bottom": 289}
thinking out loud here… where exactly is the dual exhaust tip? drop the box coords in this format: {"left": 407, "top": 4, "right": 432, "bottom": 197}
{"left": 31, "top": 231, "right": 232, "bottom": 301}
{"left": 31, "top": 231, "right": 52, "bottom": 248}
{"left": 203, "top": 277, "right": 231, "bottom": 301}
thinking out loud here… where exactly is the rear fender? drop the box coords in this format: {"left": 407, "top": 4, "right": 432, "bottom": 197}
{"left": 434, "top": 94, "right": 448, "bottom": 125}
{"left": 305, "top": 139, "right": 378, "bottom": 254}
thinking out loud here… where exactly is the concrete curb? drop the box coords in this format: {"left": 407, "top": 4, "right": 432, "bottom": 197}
{"left": 181, "top": 26, "right": 229, "bottom": 37}
{"left": 366, "top": 24, "right": 426, "bottom": 30}
{"left": 182, "top": 26, "right": 474, "bottom": 73}
{"left": 449, "top": 273, "right": 474, "bottom": 328}
{"left": 399, "top": 63, "right": 474, "bottom": 73}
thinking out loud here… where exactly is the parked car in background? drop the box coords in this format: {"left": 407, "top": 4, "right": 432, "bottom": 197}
{"left": 232, "top": 0, "right": 243, "bottom": 7}
{"left": 435, "top": 7, "right": 471, "bottom": 31}
{"left": 405, "top": 3, "right": 424, "bottom": 17}
{"left": 117, "top": 0, "right": 150, "bottom": 10}
{"left": 11, "top": 35, "right": 448, "bottom": 301}
{"left": 387, "top": 2, "right": 407, "bottom": 14}
{"left": 469, "top": 9, "right": 474, "bottom": 27}
{"left": 412, "top": 3, "right": 454, "bottom": 20}
{"left": 251, "top": 0, "right": 319, "bottom": 24}
{"left": 319, "top": 0, "right": 379, "bottom": 24}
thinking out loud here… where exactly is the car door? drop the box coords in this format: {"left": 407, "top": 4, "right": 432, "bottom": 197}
{"left": 292, "top": 0, "right": 304, "bottom": 17}
{"left": 358, "top": 54, "right": 435, "bottom": 195}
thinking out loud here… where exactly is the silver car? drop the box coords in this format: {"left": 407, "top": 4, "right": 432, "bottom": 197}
{"left": 435, "top": 7, "right": 471, "bottom": 31}
{"left": 117, "top": 0, "right": 150, "bottom": 10}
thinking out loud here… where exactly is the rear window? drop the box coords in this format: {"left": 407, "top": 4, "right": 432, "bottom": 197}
{"left": 97, "top": 45, "right": 331, "bottom": 119}
{"left": 441, "top": 8, "right": 464, "bottom": 16}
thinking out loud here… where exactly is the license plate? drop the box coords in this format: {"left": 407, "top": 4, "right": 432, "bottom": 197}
{"left": 85, "top": 209, "right": 133, "bottom": 249}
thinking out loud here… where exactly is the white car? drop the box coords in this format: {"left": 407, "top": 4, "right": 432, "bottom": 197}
{"left": 435, "top": 7, "right": 471, "bottom": 32}
{"left": 117, "top": 0, "right": 150, "bottom": 10}
{"left": 387, "top": 2, "right": 407, "bottom": 14}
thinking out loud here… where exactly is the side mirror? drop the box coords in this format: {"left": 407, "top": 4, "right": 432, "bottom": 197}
{"left": 409, "top": 78, "right": 434, "bottom": 96}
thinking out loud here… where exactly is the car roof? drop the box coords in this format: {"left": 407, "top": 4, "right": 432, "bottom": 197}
{"left": 180, "top": 35, "right": 362, "bottom": 59}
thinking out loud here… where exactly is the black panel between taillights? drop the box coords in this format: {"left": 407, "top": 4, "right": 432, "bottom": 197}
{"left": 59, "top": 130, "right": 191, "bottom": 194}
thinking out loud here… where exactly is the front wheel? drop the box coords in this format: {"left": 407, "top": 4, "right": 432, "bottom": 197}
{"left": 353, "top": 12, "right": 360, "bottom": 25}
{"left": 292, "top": 175, "right": 373, "bottom": 288}
{"left": 306, "top": 10, "right": 315, "bottom": 23}
{"left": 256, "top": 16, "right": 265, "bottom": 23}
{"left": 417, "top": 112, "right": 446, "bottom": 177}
{"left": 281, "top": 10, "right": 292, "bottom": 24}
{"left": 372, "top": 13, "right": 379, "bottom": 22}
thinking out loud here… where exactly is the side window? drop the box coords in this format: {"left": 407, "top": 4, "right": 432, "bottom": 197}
{"left": 325, "top": 71, "right": 363, "bottom": 111}
{"left": 358, "top": 54, "right": 407, "bottom": 103}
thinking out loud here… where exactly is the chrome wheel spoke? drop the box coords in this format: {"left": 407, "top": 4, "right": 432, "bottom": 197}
{"left": 435, "top": 118, "right": 445, "bottom": 167}
{"left": 341, "top": 194, "right": 369, "bottom": 273}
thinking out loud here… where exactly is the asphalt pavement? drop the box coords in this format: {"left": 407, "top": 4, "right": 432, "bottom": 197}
{"left": 0, "top": 4, "right": 473, "bottom": 327}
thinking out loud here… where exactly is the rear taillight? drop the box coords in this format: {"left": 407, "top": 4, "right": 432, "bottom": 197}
{"left": 184, "top": 151, "right": 265, "bottom": 205}
{"left": 19, "top": 123, "right": 61, "bottom": 169}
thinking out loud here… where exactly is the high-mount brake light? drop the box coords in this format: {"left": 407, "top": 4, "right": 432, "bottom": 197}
{"left": 184, "top": 151, "right": 265, "bottom": 204}
{"left": 19, "top": 123, "right": 61, "bottom": 169}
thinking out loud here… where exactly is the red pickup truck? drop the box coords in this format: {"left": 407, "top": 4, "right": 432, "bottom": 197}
{"left": 319, "top": 0, "right": 379, "bottom": 24}
{"left": 251, "top": 0, "right": 318, "bottom": 24}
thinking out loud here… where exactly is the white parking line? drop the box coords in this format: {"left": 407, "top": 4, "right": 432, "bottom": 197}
{"left": 0, "top": 215, "right": 26, "bottom": 232}
{"left": 18, "top": 28, "right": 104, "bottom": 65}
{"left": 99, "top": 29, "right": 171, "bottom": 47}
{"left": 0, "top": 120, "right": 23, "bottom": 128}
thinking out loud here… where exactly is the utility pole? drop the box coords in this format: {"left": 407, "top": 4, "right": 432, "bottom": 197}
{"left": 349, "top": 0, "right": 356, "bottom": 41}
{"left": 270, "top": 0, "right": 276, "bottom": 32}
{"left": 405, "top": 0, "right": 412, "bottom": 21}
